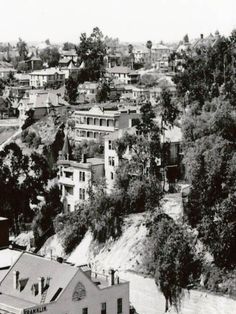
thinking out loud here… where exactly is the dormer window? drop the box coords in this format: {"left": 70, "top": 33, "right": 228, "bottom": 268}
{"left": 31, "top": 283, "right": 39, "bottom": 296}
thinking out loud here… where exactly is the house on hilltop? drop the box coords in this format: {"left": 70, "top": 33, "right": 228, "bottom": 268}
{"left": 29, "top": 68, "right": 65, "bottom": 88}
{"left": 74, "top": 104, "right": 140, "bottom": 142}
{"left": 17, "top": 90, "right": 69, "bottom": 126}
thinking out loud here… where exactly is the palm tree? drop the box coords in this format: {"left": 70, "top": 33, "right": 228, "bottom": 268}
{"left": 146, "top": 40, "right": 152, "bottom": 64}
{"left": 128, "top": 44, "right": 134, "bottom": 69}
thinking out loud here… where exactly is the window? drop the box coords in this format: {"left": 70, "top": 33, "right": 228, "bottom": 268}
{"left": 108, "top": 140, "right": 113, "bottom": 150}
{"left": 111, "top": 172, "right": 114, "bottom": 180}
{"left": 79, "top": 171, "right": 85, "bottom": 181}
{"left": 67, "top": 204, "right": 71, "bottom": 212}
{"left": 101, "top": 302, "right": 106, "bottom": 314}
{"left": 108, "top": 157, "right": 115, "bottom": 166}
{"left": 79, "top": 188, "right": 86, "bottom": 200}
{"left": 82, "top": 308, "right": 88, "bottom": 314}
{"left": 117, "top": 298, "right": 122, "bottom": 314}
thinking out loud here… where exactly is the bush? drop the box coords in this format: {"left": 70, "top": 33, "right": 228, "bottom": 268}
{"left": 21, "top": 129, "right": 29, "bottom": 142}
{"left": 25, "top": 132, "right": 36, "bottom": 146}
{"left": 32, "top": 135, "right": 41, "bottom": 149}
{"left": 53, "top": 208, "right": 88, "bottom": 254}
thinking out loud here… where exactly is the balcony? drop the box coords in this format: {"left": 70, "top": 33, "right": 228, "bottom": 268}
{"left": 59, "top": 176, "right": 74, "bottom": 186}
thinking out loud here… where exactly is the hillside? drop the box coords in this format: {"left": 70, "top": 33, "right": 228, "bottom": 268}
{"left": 40, "top": 213, "right": 149, "bottom": 273}
{"left": 38, "top": 195, "right": 236, "bottom": 314}
{"left": 14, "top": 116, "right": 63, "bottom": 155}
{"left": 0, "top": 126, "right": 19, "bottom": 145}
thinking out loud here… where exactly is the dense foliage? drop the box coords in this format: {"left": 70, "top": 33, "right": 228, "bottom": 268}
{"left": 148, "top": 214, "right": 201, "bottom": 312}
{"left": 0, "top": 143, "right": 51, "bottom": 233}
{"left": 76, "top": 27, "right": 107, "bottom": 82}
{"left": 175, "top": 30, "right": 236, "bottom": 269}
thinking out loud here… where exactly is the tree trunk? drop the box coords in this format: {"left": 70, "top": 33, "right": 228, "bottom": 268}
{"left": 165, "top": 297, "right": 169, "bottom": 312}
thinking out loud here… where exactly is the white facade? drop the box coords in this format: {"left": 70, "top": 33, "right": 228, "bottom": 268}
{"left": 30, "top": 68, "right": 65, "bottom": 88}
{"left": 58, "top": 158, "right": 104, "bottom": 212}
{"left": 104, "top": 129, "right": 135, "bottom": 192}
{"left": 74, "top": 105, "right": 140, "bottom": 142}
{"left": 0, "top": 252, "right": 130, "bottom": 314}
{"left": 106, "top": 67, "right": 131, "bottom": 85}
{"left": 0, "top": 68, "right": 16, "bottom": 79}
{"left": 104, "top": 138, "right": 120, "bottom": 192}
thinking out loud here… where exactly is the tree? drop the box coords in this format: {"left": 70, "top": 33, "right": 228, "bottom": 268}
{"left": 63, "top": 42, "right": 75, "bottom": 51}
{"left": 140, "top": 73, "right": 157, "bottom": 87}
{"left": 183, "top": 34, "right": 189, "bottom": 44}
{"left": 85, "top": 181, "right": 124, "bottom": 243}
{"left": 146, "top": 40, "right": 152, "bottom": 64}
{"left": 150, "top": 215, "right": 200, "bottom": 312}
{"left": 96, "top": 80, "right": 110, "bottom": 103}
{"left": 45, "top": 39, "right": 50, "bottom": 45}
{"left": 160, "top": 88, "right": 179, "bottom": 128}
{"left": 22, "top": 109, "right": 35, "bottom": 130}
{"left": 173, "top": 32, "right": 236, "bottom": 107}
{"left": 65, "top": 75, "right": 78, "bottom": 103}
{"left": 39, "top": 47, "right": 60, "bottom": 67}
{"left": 0, "top": 143, "right": 52, "bottom": 234}
{"left": 114, "top": 101, "right": 162, "bottom": 212}
{"left": 182, "top": 99, "right": 236, "bottom": 268}
{"left": 128, "top": 44, "right": 134, "bottom": 69}
{"left": 76, "top": 27, "right": 107, "bottom": 82}
{"left": 17, "top": 38, "right": 28, "bottom": 61}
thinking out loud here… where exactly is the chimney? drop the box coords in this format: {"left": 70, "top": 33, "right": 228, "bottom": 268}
{"left": 38, "top": 277, "right": 44, "bottom": 295}
{"left": 81, "top": 153, "right": 87, "bottom": 163}
{"left": 200, "top": 34, "right": 204, "bottom": 39}
{"left": 13, "top": 270, "right": 19, "bottom": 290}
{"left": 109, "top": 269, "right": 116, "bottom": 286}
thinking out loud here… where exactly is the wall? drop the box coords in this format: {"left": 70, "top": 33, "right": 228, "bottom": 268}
{"left": 118, "top": 112, "right": 140, "bottom": 129}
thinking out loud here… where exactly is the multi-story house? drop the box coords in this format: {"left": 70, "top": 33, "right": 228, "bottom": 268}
{"left": 60, "top": 49, "right": 78, "bottom": 62}
{"left": 29, "top": 68, "right": 65, "bottom": 88}
{"left": 106, "top": 66, "right": 131, "bottom": 85}
{"left": 17, "top": 90, "right": 69, "bottom": 126}
{"left": 0, "top": 252, "right": 130, "bottom": 314}
{"left": 59, "top": 59, "right": 80, "bottom": 79}
{"left": 77, "top": 81, "right": 99, "bottom": 103}
{"left": 74, "top": 105, "right": 140, "bottom": 142}
{"left": 58, "top": 156, "right": 104, "bottom": 212}
{"left": 26, "top": 56, "right": 43, "bottom": 71}
{"left": 57, "top": 135, "right": 104, "bottom": 212}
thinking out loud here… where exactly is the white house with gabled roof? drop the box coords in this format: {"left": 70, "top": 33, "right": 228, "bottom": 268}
{"left": 29, "top": 68, "right": 65, "bottom": 88}
{"left": 0, "top": 252, "right": 130, "bottom": 314}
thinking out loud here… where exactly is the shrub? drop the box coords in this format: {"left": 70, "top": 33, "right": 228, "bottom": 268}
{"left": 32, "top": 135, "right": 41, "bottom": 149}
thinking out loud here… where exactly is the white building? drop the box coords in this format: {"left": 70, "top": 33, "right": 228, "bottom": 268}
{"left": 17, "top": 90, "right": 68, "bottom": 127}
{"left": 74, "top": 105, "right": 140, "bottom": 142}
{"left": 29, "top": 68, "right": 65, "bottom": 88}
{"left": 104, "top": 128, "right": 136, "bottom": 192}
{"left": 58, "top": 156, "right": 104, "bottom": 212}
{"left": 106, "top": 66, "right": 131, "bottom": 85}
{"left": 0, "top": 252, "right": 130, "bottom": 314}
{"left": 57, "top": 134, "right": 104, "bottom": 212}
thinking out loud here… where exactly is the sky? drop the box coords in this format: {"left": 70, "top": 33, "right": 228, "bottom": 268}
{"left": 0, "top": 0, "right": 236, "bottom": 44}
